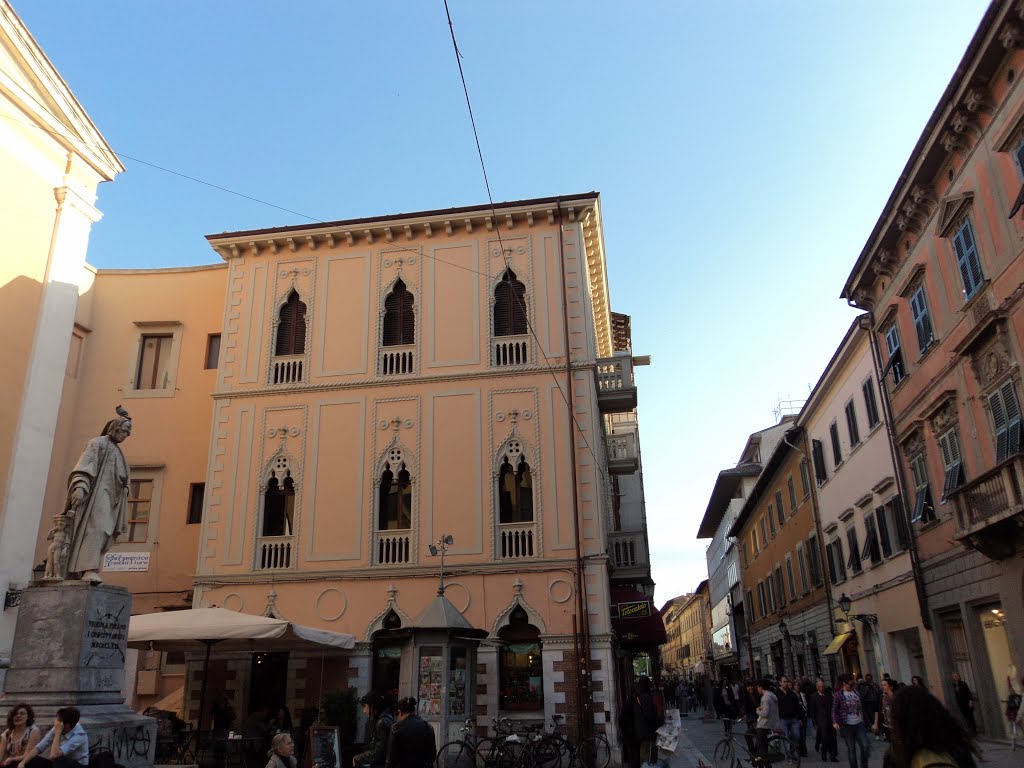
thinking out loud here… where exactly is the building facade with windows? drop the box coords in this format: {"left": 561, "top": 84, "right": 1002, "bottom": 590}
{"left": 0, "top": 0, "right": 123, "bottom": 682}
{"left": 797, "top": 318, "right": 938, "bottom": 685}
{"left": 729, "top": 425, "right": 831, "bottom": 682}
{"left": 842, "top": 0, "right": 1024, "bottom": 737}
{"left": 698, "top": 422, "right": 791, "bottom": 681}
{"left": 676, "top": 582, "right": 711, "bottom": 679}
{"left": 659, "top": 595, "right": 691, "bottom": 675}
{"left": 28, "top": 193, "right": 655, "bottom": 752}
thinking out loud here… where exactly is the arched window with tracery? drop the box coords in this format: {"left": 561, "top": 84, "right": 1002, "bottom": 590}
{"left": 499, "top": 455, "right": 534, "bottom": 524}
{"left": 259, "top": 456, "right": 295, "bottom": 570}
{"left": 494, "top": 269, "right": 527, "bottom": 337}
{"left": 276, "top": 290, "right": 307, "bottom": 356}
{"left": 383, "top": 279, "right": 415, "bottom": 346}
{"left": 376, "top": 448, "right": 413, "bottom": 564}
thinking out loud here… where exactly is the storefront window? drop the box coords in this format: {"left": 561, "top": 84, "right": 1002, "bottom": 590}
{"left": 418, "top": 646, "right": 443, "bottom": 716}
{"left": 449, "top": 647, "right": 468, "bottom": 716}
{"left": 499, "top": 606, "right": 542, "bottom": 711}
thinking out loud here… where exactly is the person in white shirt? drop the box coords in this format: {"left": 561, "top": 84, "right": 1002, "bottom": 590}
{"left": 18, "top": 708, "right": 88, "bottom": 768}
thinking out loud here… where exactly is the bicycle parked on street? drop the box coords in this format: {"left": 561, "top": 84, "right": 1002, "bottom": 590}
{"left": 713, "top": 723, "right": 800, "bottom": 768}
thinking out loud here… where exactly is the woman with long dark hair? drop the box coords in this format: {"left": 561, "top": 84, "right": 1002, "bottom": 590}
{"left": 888, "top": 686, "right": 978, "bottom": 768}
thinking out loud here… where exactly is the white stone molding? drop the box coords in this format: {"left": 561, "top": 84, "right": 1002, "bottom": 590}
{"left": 491, "top": 578, "right": 547, "bottom": 636}
{"left": 364, "top": 583, "right": 414, "bottom": 640}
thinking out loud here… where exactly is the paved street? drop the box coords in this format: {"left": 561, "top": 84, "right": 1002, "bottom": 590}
{"left": 665, "top": 713, "right": 1020, "bottom": 768}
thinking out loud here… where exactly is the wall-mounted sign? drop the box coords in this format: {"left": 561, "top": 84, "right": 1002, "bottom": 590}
{"left": 102, "top": 552, "right": 150, "bottom": 572}
{"left": 619, "top": 600, "right": 651, "bottom": 619}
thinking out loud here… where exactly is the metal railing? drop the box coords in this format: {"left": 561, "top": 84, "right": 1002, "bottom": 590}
{"left": 950, "top": 454, "right": 1024, "bottom": 536}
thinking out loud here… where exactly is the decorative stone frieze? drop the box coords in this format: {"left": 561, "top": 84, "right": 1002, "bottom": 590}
{"left": 900, "top": 427, "right": 924, "bottom": 459}
{"left": 926, "top": 394, "right": 959, "bottom": 434}
{"left": 969, "top": 327, "right": 1017, "bottom": 389}
{"left": 999, "top": 20, "right": 1023, "bottom": 50}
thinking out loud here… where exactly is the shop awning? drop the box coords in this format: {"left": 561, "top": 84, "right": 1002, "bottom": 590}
{"left": 610, "top": 586, "right": 667, "bottom": 647}
{"left": 824, "top": 632, "right": 853, "bottom": 655}
{"left": 127, "top": 607, "right": 356, "bottom": 652}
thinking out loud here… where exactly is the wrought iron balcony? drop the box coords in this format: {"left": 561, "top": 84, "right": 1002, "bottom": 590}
{"left": 949, "top": 454, "right": 1024, "bottom": 560}
{"left": 595, "top": 356, "right": 637, "bottom": 413}
{"left": 607, "top": 431, "right": 639, "bottom": 474}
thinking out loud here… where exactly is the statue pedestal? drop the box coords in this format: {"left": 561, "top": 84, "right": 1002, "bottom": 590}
{"left": 2, "top": 582, "right": 155, "bottom": 768}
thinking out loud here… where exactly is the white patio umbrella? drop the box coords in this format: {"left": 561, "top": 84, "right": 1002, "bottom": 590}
{"left": 128, "top": 608, "right": 355, "bottom": 745}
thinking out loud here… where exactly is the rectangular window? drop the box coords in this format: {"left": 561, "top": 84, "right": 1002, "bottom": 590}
{"left": 952, "top": 219, "right": 985, "bottom": 301}
{"left": 136, "top": 334, "right": 173, "bottom": 390}
{"left": 757, "top": 582, "right": 767, "bottom": 619}
{"left": 786, "top": 555, "right": 797, "bottom": 601}
{"left": 846, "top": 527, "right": 862, "bottom": 574}
{"left": 799, "top": 460, "right": 811, "bottom": 498}
{"left": 845, "top": 401, "right": 861, "bottom": 447}
{"left": 796, "top": 543, "right": 810, "bottom": 594}
{"left": 775, "top": 491, "right": 786, "bottom": 527}
{"left": 760, "top": 516, "right": 769, "bottom": 544}
{"left": 988, "top": 380, "right": 1022, "bottom": 462}
{"left": 812, "top": 439, "right": 828, "bottom": 484}
{"left": 874, "top": 505, "right": 892, "bottom": 558}
{"left": 908, "top": 453, "right": 937, "bottom": 524}
{"left": 768, "top": 508, "right": 776, "bottom": 537}
{"left": 775, "top": 567, "right": 786, "bottom": 608}
{"left": 826, "top": 541, "right": 838, "bottom": 585}
{"left": 787, "top": 476, "right": 798, "bottom": 512}
{"left": 127, "top": 479, "right": 153, "bottom": 543}
{"left": 863, "top": 378, "right": 881, "bottom": 428}
{"left": 833, "top": 538, "right": 847, "bottom": 581}
{"left": 205, "top": 334, "right": 222, "bottom": 369}
{"left": 862, "top": 514, "right": 881, "bottom": 565}
{"left": 885, "top": 324, "right": 906, "bottom": 386}
{"left": 807, "top": 534, "right": 823, "bottom": 586}
{"left": 767, "top": 577, "right": 777, "bottom": 613}
{"left": 752, "top": 529, "right": 759, "bottom": 555}
{"left": 187, "top": 483, "right": 205, "bottom": 525}
{"left": 938, "top": 428, "right": 965, "bottom": 499}
{"left": 830, "top": 422, "right": 842, "bottom": 466}
{"left": 910, "top": 285, "right": 935, "bottom": 354}
{"left": 747, "top": 590, "right": 755, "bottom": 620}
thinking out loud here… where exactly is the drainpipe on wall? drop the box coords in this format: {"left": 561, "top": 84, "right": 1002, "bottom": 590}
{"left": 557, "top": 201, "right": 593, "bottom": 736}
{"left": 861, "top": 311, "right": 932, "bottom": 631}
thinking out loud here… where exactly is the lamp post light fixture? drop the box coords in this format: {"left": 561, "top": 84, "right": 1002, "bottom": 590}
{"left": 837, "top": 593, "right": 877, "bottom": 625}
{"left": 428, "top": 534, "right": 454, "bottom": 595}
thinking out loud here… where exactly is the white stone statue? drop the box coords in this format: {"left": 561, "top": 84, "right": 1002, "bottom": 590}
{"left": 49, "top": 407, "right": 132, "bottom": 583}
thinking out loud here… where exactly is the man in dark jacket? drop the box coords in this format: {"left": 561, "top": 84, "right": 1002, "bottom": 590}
{"left": 951, "top": 673, "right": 976, "bottom": 735}
{"left": 810, "top": 678, "right": 838, "bottom": 762}
{"left": 353, "top": 692, "right": 395, "bottom": 768}
{"left": 777, "top": 676, "right": 803, "bottom": 762}
{"left": 385, "top": 697, "right": 435, "bottom": 768}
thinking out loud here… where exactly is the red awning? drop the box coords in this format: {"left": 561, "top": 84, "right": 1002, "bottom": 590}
{"left": 610, "top": 586, "right": 667, "bottom": 647}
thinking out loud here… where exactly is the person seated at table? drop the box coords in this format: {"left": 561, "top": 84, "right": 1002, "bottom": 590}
{"left": 1, "top": 704, "right": 41, "bottom": 767}
{"left": 17, "top": 708, "right": 87, "bottom": 768}
{"left": 265, "top": 734, "right": 296, "bottom": 768}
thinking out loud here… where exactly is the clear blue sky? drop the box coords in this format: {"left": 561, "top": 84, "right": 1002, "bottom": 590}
{"left": 15, "top": 1, "right": 990, "bottom": 605}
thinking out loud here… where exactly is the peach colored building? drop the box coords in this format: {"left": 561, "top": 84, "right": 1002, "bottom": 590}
{"left": 843, "top": 0, "right": 1023, "bottom": 737}
{"left": 0, "top": 0, "right": 122, "bottom": 682}
{"left": 24, "top": 192, "right": 656, "bottom": 758}
{"left": 796, "top": 318, "right": 938, "bottom": 684}
{"left": 729, "top": 421, "right": 832, "bottom": 682}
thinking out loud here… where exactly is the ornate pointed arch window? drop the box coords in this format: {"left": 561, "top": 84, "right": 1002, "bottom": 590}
{"left": 498, "top": 605, "right": 543, "bottom": 712}
{"left": 258, "top": 455, "right": 295, "bottom": 570}
{"left": 383, "top": 279, "right": 415, "bottom": 346}
{"left": 496, "top": 439, "right": 537, "bottom": 560}
{"left": 375, "top": 447, "right": 413, "bottom": 565}
{"left": 276, "top": 290, "right": 307, "bottom": 356}
{"left": 493, "top": 269, "right": 530, "bottom": 367}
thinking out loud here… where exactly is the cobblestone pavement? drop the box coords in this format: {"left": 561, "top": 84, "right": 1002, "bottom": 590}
{"left": 664, "top": 713, "right": 1020, "bottom": 768}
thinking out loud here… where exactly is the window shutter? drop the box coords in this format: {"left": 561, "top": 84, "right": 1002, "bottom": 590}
{"left": 862, "top": 515, "right": 881, "bottom": 563}
{"left": 276, "top": 291, "right": 307, "bottom": 356}
{"left": 826, "top": 543, "right": 837, "bottom": 585}
{"left": 911, "top": 287, "right": 933, "bottom": 352}
{"left": 962, "top": 223, "right": 984, "bottom": 291}
{"left": 775, "top": 568, "right": 786, "bottom": 608}
{"left": 834, "top": 538, "right": 846, "bottom": 580}
{"left": 775, "top": 491, "right": 785, "bottom": 526}
{"left": 846, "top": 528, "right": 861, "bottom": 572}
{"left": 812, "top": 440, "right": 827, "bottom": 483}
{"left": 990, "top": 388, "right": 1009, "bottom": 462}
{"left": 954, "top": 221, "right": 984, "bottom": 298}
{"left": 383, "top": 280, "right": 415, "bottom": 346}
{"left": 1001, "top": 381, "right": 1021, "bottom": 458}
{"left": 874, "top": 506, "right": 892, "bottom": 558}
{"left": 494, "top": 269, "right": 527, "bottom": 337}
{"left": 1016, "top": 139, "right": 1024, "bottom": 174}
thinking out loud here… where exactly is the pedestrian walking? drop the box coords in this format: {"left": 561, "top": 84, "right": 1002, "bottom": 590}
{"left": 873, "top": 678, "right": 895, "bottom": 742}
{"left": 755, "top": 679, "right": 780, "bottom": 766}
{"left": 811, "top": 678, "right": 838, "bottom": 763}
{"left": 384, "top": 698, "right": 435, "bottom": 768}
{"left": 950, "top": 674, "right": 976, "bottom": 736}
{"left": 858, "top": 675, "right": 880, "bottom": 740}
{"left": 887, "top": 685, "right": 977, "bottom": 768}
{"left": 798, "top": 678, "right": 813, "bottom": 758}
{"left": 1005, "top": 672, "right": 1022, "bottom": 750}
{"left": 353, "top": 692, "right": 394, "bottom": 768}
{"left": 832, "top": 674, "right": 871, "bottom": 768}
{"left": 777, "top": 676, "right": 802, "bottom": 763}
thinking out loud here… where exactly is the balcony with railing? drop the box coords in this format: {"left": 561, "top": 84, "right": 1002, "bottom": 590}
{"left": 376, "top": 530, "right": 413, "bottom": 565}
{"left": 949, "top": 454, "right": 1024, "bottom": 560}
{"left": 380, "top": 345, "right": 415, "bottom": 376}
{"left": 607, "top": 431, "right": 639, "bottom": 475}
{"left": 493, "top": 335, "right": 531, "bottom": 367}
{"left": 595, "top": 356, "right": 637, "bottom": 413}
{"left": 270, "top": 354, "right": 305, "bottom": 385}
{"left": 257, "top": 536, "right": 293, "bottom": 570}
{"left": 608, "top": 530, "right": 649, "bottom": 575}
{"left": 497, "top": 522, "right": 538, "bottom": 560}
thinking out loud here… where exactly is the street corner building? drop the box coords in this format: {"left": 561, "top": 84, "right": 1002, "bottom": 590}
{"left": 4, "top": 186, "right": 663, "bottom": 756}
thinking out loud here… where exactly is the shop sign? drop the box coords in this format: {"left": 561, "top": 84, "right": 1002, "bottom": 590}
{"left": 618, "top": 600, "right": 651, "bottom": 619}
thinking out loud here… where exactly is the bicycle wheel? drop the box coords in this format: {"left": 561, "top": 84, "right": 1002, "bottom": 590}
{"left": 577, "top": 735, "right": 610, "bottom": 768}
{"left": 475, "top": 738, "right": 499, "bottom": 768}
{"left": 437, "top": 741, "right": 477, "bottom": 768}
{"left": 532, "top": 737, "right": 562, "bottom": 768}
{"left": 713, "top": 738, "right": 737, "bottom": 768}
{"left": 498, "top": 740, "right": 527, "bottom": 768}
{"left": 765, "top": 735, "right": 799, "bottom": 768}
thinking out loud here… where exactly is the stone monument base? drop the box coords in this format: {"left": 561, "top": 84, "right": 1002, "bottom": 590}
{"left": 1, "top": 582, "right": 155, "bottom": 768}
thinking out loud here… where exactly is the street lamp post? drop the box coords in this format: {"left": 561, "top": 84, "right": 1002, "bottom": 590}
{"left": 429, "top": 534, "right": 454, "bottom": 594}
